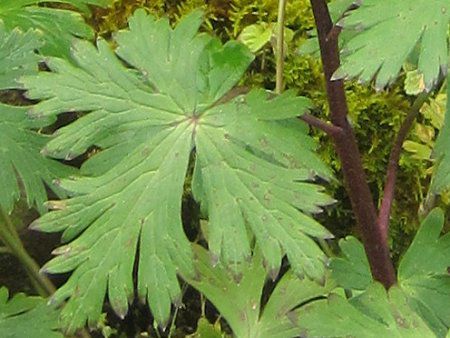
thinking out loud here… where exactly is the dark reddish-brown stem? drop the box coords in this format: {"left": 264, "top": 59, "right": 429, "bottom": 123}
{"left": 300, "top": 113, "right": 343, "bottom": 137}
{"left": 378, "top": 93, "right": 428, "bottom": 234}
{"left": 310, "top": 0, "right": 396, "bottom": 288}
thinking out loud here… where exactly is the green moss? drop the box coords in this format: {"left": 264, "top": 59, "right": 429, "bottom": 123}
{"left": 91, "top": 0, "right": 234, "bottom": 38}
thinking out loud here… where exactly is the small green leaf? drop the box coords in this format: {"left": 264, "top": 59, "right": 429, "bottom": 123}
{"left": 403, "top": 140, "right": 432, "bottom": 161}
{"left": 421, "top": 94, "right": 446, "bottom": 130}
{"left": 238, "top": 23, "right": 272, "bottom": 53}
{"left": 415, "top": 124, "right": 435, "bottom": 145}
{"left": 330, "top": 236, "right": 372, "bottom": 290}
{"left": 404, "top": 70, "right": 426, "bottom": 96}
{"left": 188, "top": 317, "right": 225, "bottom": 338}
{"left": 0, "top": 288, "right": 62, "bottom": 338}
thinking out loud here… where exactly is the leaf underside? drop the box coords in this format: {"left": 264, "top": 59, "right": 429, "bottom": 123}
{"left": 22, "top": 10, "right": 334, "bottom": 331}
{"left": 0, "top": 23, "right": 72, "bottom": 214}
{"left": 0, "top": 288, "right": 62, "bottom": 338}
{"left": 0, "top": 0, "right": 111, "bottom": 58}
{"left": 336, "top": 0, "right": 450, "bottom": 91}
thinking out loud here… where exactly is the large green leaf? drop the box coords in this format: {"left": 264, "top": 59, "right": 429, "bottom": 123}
{"left": 335, "top": 0, "right": 450, "bottom": 90}
{"left": 184, "top": 245, "right": 333, "bottom": 338}
{"left": 0, "top": 288, "right": 62, "bottom": 338}
{"left": 0, "top": 0, "right": 111, "bottom": 58}
{"left": 22, "top": 9, "right": 333, "bottom": 331}
{"left": 0, "top": 24, "right": 72, "bottom": 214}
{"left": 294, "top": 283, "right": 436, "bottom": 337}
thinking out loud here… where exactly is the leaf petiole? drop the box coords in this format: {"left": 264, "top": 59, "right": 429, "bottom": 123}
{"left": 0, "top": 207, "right": 55, "bottom": 297}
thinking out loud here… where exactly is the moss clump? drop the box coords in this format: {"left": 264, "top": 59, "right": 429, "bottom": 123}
{"left": 91, "top": 0, "right": 233, "bottom": 38}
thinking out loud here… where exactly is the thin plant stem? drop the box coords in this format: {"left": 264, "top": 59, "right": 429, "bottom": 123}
{"left": 0, "top": 207, "right": 56, "bottom": 296}
{"left": 201, "top": 294, "right": 206, "bottom": 317}
{"left": 1, "top": 206, "right": 21, "bottom": 244}
{"left": 275, "top": 0, "right": 287, "bottom": 94}
{"left": 0, "top": 237, "right": 47, "bottom": 295}
{"left": 0, "top": 211, "right": 91, "bottom": 337}
{"left": 378, "top": 92, "right": 429, "bottom": 235}
{"left": 152, "top": 321, "right": 162, "bottom": 338}
{"left": 28, "top": 272, "right": 49, "bottom": 297}
{"left": 300, "top": 113, "right": 343, "bottom": 138}
{"left": 168, "top": 283, "right": 188, "bottom": 337}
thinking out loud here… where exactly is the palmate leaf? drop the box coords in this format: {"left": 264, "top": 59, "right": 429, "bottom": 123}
{"left": 398, "top": 208, "right": 450, "bottom": 337}
{"left": 293, "top": 283, "right": 436, "bottom": 338}
{"left": 184, "top": 245, "right": 333, "bottom": 338}
{"left": 22, "top": 9, "right": 333, "bottom": 331}
{"left": 0, "top": 0, "right": 111, "bottom": 58}
{"left": 335, "top": 0, "right": 450, "bottom": 90}
{"left": 323, "top": 208, "right": 450, "bottom": 337}
{"left": 0, "top": 24, "right": 72, "bottom": 214}
{"left": 0, "top": 288, "right": 62, "bottom": 338}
